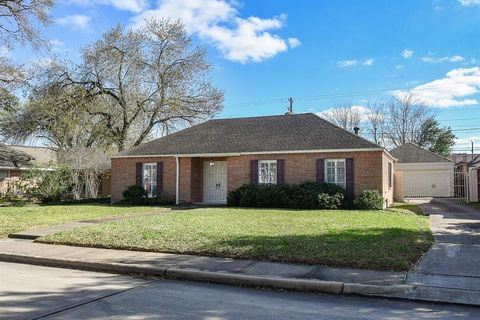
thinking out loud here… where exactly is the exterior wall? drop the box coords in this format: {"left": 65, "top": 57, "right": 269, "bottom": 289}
{"left": 227, "top": 151, "right": 387, "bottom": 200}
{"left": 111, "top": 151, "right": 391, "bottom": 204}
{"left": 111, "top": 157, "right": 176, "bottom": 203}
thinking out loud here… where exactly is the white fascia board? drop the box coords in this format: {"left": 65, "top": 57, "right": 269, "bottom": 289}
{"left": 111, "top": 148, "right": 385, "bottom": 159}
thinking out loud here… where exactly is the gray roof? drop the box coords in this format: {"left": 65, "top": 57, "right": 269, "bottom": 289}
{"left": 390, "top": 143, "right": 451, "bottom": 163}
{"left": 0, "top": 145, "right": 35, "bottom": 168}
{"left": 57, "top": 147, "right": 110, "bottom": 170}
{"left": 115, "top": 113, "right": 381, "bottom": 157}
{"left": 0, "top": 145, "right": 110, "bottom": 170}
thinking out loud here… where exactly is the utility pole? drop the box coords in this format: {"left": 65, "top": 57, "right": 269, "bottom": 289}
{"left": 288, "top": 97, "right": 294, "bottom": 114}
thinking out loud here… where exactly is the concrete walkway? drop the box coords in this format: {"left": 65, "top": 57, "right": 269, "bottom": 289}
{"left": 406, "top": 199, "right": 480, "bottom": 294}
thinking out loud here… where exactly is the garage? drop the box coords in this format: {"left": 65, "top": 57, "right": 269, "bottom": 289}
{"left": 390, "top": 143, "right": 456, "bottom": 200}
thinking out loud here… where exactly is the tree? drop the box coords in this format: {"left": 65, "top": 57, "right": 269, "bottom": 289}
{"left": 58, "top": 19, "right": 223, "bottom": 151}
{"left": 416, "top": 119, "right": 456, "bottom": 157}
{"left": 0, "top": 83, "right": 110, "bottom": 149}
{"left": 323, "top": 103, "right": 361, "bottom": 132}
{"left": 365, "top": 101, "right": 386, "bottom": 146}
{"left": 386, "top": 92, "right": 434, "bottom": 147}
{"left": 0, "top": 19, "right": 224, "bottom": 151}
{"left": 0, "top": 0, "right": 54, "bottom": 86}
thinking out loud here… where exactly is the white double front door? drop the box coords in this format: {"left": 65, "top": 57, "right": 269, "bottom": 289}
{"left": 203, "top": 161, "right": 227, "bottom": 204}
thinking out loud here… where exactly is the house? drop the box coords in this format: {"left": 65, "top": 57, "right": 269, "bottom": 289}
{"left": 0, "top": 145, "right": 111, "bottom": 198}
{"left": 390, "top": 143, "right": 455, "bottom": 200}
{"left": 450, "top": 153, "right": 480, "bottom": 172}
{"left": 111, "top": 113, "right": 395, "bottom": 206}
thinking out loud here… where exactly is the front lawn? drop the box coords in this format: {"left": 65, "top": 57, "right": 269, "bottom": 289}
{"left": 39, "top": 206, "right": 433, "bottom": 271}
{"left": 0, "top": 204, "right": 167, "bottom": 238}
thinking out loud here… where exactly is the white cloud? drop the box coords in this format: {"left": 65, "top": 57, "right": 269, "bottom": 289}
{"left": 402, "top": 49, "right": 413, "bottom": 59}
{"left": 455, "top": 136, "right": 480, "bottom": 148}
{"left": 421, "top": 55, "right": 465, "bottom": 63}
{"left": 287, "top": 38, "right": 301, "bottom": 48}
{"left": 67, "top": 0, "right": 148, "bottom": 13}
{"left": 393, "top": 67, "right": 480, "bottom": 108}
{"left": 363, "top": 58, "right": 374, "bottom": 66}
{"left": 458, "top": 0, "right": 480, "bottom": 6}
{"left": 337, "top": 60, "right": 358, "bottom": 68}
{"left": 56, "top": 15, "right": 91, "bottom": 30}
{"left": 129, "top": 0, "right": 299, "bottom": 63}
{"left": 396, "top": 64, "right": 404, "bottom": 69}
{"left": 318, "top": 105, "right": 372, "bottom": 122}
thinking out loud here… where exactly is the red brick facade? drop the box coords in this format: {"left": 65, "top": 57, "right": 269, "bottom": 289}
{"left": 111, "top": 151, "right": 394, "bottom": 205}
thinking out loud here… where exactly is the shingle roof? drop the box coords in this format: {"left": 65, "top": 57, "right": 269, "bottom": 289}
{"left": 0, "top": 145, "right": 34, "bottom": 168}
{"left": 115, "top": 113, "right": 382, "bottom": 157}
{"left": 390, "top": 143, "right": 451, "bottom": 163}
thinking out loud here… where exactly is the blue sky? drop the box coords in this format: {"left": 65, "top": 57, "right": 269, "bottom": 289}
{"left": 9, "top": 0, "right": 480, "bottom": 152}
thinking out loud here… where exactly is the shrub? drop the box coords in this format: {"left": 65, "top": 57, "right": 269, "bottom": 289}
{"left": 354, "top": 189, "right": 384, "bottom": 210}
{"left": 122, "top": 185, "right": 147, "bottom": 202}
{"left": 121, "top": 185, "right": 174, "bottom": 205}
{"left": 227, "top": 182, "right": 346, "bottom": 210}
{"left": 318, "top": 192, "right": 344, "bottom": 209}
{"left": 21, "top": 165, "right": 75, "bottom": 203}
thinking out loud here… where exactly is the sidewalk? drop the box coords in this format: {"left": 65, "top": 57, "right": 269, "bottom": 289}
{"left": 1, "top": 238, "right": 479, "bottom": 306}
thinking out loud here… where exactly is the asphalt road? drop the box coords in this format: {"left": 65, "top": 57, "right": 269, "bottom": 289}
{"left": 0, "top": 262, "right": 478, "bottom": 320}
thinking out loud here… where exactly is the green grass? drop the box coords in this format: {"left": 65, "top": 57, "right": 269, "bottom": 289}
{"left": 0, "top": 204, "right": 167, "bottom": 238}
{"left": 39, "top": 206, "right": 433, "bottom": 271}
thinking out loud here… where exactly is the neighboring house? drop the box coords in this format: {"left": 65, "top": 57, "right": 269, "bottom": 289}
{"left": 0, "top": 145, "right": 57, "bottom": 194}
{"left": 450, "top": 153, "right": 480, "bottom": 172}
{"left": 390, "top": 143, "right": 455, "bottom": 199}
{"left": 0, "top": 145, "right": 111, "bottom": 198}
{"left": 111, "top": 113, "right": 396, "bottom": 206}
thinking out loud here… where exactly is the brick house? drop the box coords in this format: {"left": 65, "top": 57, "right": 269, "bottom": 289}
{"left": 111, "top": 113, "right": 396, "bottom": 206}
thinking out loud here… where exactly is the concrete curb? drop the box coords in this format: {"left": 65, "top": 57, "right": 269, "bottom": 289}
{"left": 2, "top": 252, "right": 478, "bottom": 306}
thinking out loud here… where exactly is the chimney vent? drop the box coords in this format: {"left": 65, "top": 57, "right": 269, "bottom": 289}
{"left": 353, "top": 127, "right": 360, "bottom": 135}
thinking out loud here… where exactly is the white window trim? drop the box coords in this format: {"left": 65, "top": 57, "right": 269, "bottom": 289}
{"left": 325, "top": 159, "right": 346, "bottom": 188}
{"left": 142, "top": 163, "right": 157, "bottom": 198}
{"left": 258, "top": 160, "right": 277, "bottom": 185}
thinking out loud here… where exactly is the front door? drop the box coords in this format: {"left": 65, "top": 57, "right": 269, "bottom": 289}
{"left": 203, "top": 161, "right": 227, "bottom": 204}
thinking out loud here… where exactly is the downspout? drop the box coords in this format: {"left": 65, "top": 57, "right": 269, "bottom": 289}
{"left": 175, "top": 156, "right": 180, "bottom": 205}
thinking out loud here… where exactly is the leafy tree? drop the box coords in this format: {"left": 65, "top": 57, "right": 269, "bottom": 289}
{"left": 416, "top": 119, "right": 456, "bottom": 157}
{"left": 0, "top": 0, "right": 54, "bottom": 86}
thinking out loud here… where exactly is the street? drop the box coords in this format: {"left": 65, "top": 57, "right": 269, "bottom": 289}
{"left": 0, "top": 262, "right": 478, "bottom": 320}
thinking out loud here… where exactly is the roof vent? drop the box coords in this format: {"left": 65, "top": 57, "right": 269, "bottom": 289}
{"left": 353, "top": 127, "right": 360, "bottom": 135}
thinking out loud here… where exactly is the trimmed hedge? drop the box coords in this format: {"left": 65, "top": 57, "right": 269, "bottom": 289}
{"left": 122, "top": 185, "right": 174, "bottom": 206}
{"left": 227, "top": 182, "right": 347, "bottom": 209}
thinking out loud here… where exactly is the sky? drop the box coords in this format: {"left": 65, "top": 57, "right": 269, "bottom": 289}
{"left": 8, "top": 0, "right": 480, "bottom": 152}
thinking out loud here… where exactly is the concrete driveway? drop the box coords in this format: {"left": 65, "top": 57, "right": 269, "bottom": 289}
{"left": 407, "top": 199, "right": 480, "bottom": 289}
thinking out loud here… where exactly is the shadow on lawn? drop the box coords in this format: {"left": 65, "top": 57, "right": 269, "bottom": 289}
{"left": 210, "top": 228, "right": 434, "bottom": 271}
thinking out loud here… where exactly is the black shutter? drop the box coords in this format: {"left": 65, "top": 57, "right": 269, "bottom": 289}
{"left": 316, "top": 159, "right": 325, "bottom": 183}
{"left": 346, "top": 158, "right": 354, "bottom": 199}
{"left": 251, "top": 160, "right": 258, "bottom": 185}
{"left": 157, "top": 162, "right": 163, "bottom": 195}
{"left": 136, "top": 162, "right": 143, "bottom": 187}
{"left": 277, "top": 159, "right": 285, "bottom": 184}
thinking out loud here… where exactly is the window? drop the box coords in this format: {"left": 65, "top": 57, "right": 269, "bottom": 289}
{"left": 258, "top": 160, "right": 277, "bottom": 184}
{"left": 388, "top": 162, "right": 392, "bottom": 188}
{"left": 325, "top": 159, "right": 346, "bottom": 188}
{"left": 0, "top": 170, "right": 9, "bottom": 181}
{"left": 142, "top": 163, "right": 157, "bottom": 197}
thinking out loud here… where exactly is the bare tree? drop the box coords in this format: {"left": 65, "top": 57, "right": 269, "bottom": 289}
{"left": 365, "top": 101, "right": 387, "bottom": 146}
{"left": 386, "top": 92, "right": 434, "bottom": 147}
{"left": 0, "top": 0, "right": 54, "bottom": 86}
{"left": 322, "top": 103, "right": 361, "bottom": 132}
{"left": 57, "top": 19, "right": 223, "bottom": 151}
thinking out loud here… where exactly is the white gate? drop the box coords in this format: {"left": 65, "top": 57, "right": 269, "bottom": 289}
{"left": 395, "top": 170, "right": 468, "bottom": 201}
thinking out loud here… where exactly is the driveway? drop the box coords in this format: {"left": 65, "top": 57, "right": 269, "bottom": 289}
{"left": 1, "top": 262, "right": 477, "bottom": 320}
{"left": 407, "top": 199, "right": 480, "bottom": 289}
